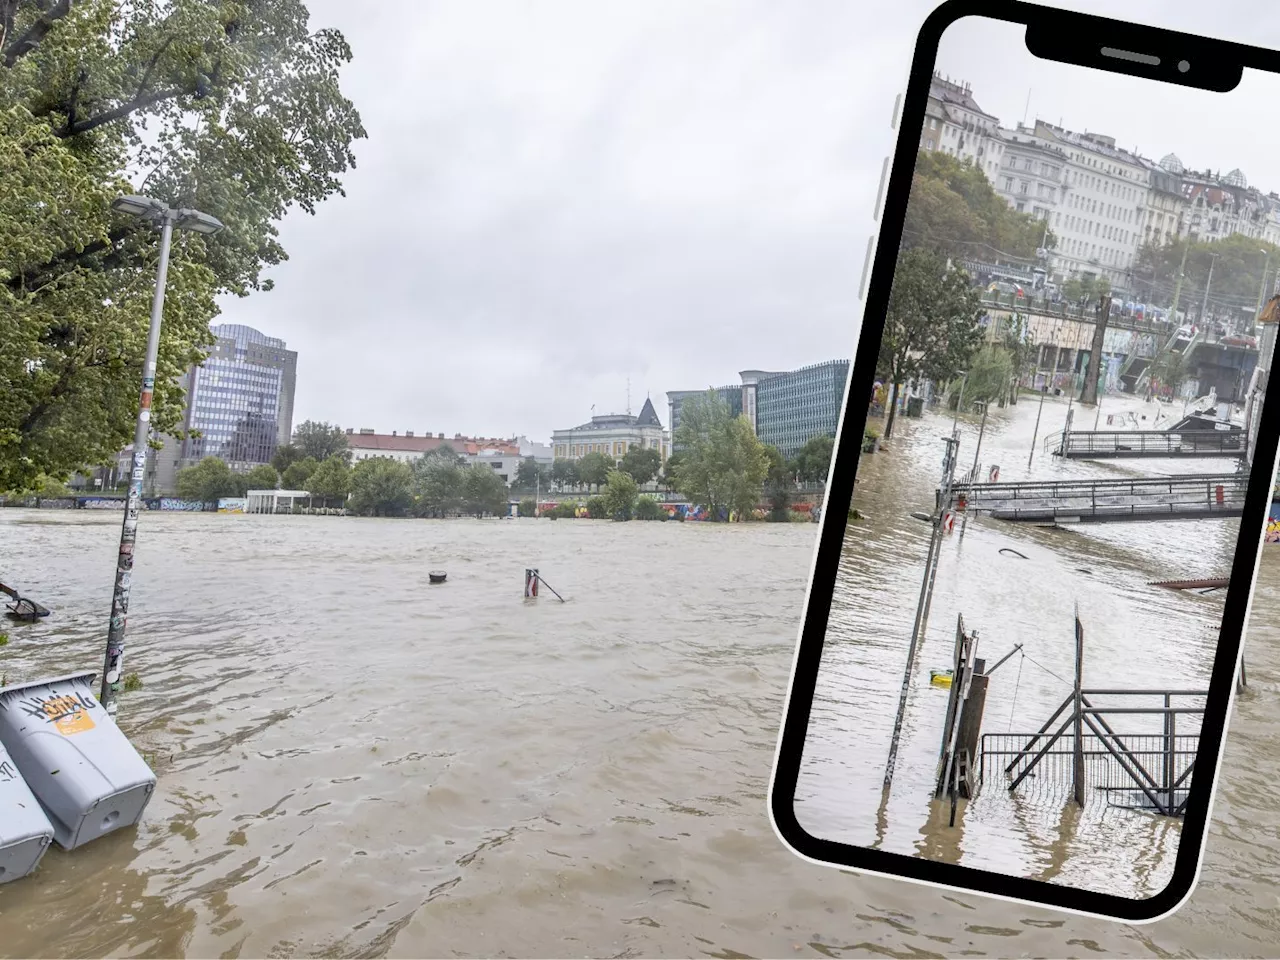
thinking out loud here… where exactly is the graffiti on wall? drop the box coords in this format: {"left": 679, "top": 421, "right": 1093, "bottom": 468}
{"left": 1267, "top": 501, "right": 1280, "bottom": 543}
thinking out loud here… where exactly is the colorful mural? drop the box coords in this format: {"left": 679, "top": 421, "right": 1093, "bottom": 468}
{"left": 218, "top": 498, "right": 247, "bottom": 513}
{"left": 1267, "top": 499, "right": 1280, "bottom": 543}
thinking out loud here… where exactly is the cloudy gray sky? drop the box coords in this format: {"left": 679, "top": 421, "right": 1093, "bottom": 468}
{"left": 217, "top": 0, "right": 1280, "bottom": 441}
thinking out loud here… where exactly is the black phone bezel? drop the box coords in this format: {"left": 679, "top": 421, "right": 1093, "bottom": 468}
{"left": 769, "top": 0, "right": 1280, "bottom": 923}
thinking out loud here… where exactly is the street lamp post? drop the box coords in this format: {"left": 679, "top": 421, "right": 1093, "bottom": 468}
{"left": 100, "top": 195, "right": 224, "bottom": 713}
{"left": 1199, "top": 252, "right": 1219, "bottom": 327}
{"left": 1256, "top": 248, "right": 1272, "bottom": 320}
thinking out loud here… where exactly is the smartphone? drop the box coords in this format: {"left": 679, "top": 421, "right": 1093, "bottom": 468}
{"left": 769, "top": 0, "right": 1280, "bottom": 923}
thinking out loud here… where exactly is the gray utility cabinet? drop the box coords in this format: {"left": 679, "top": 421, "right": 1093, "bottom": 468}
{"left": 0, "top": 672, "right": 156, "bottom": 850}
{"left": 0, "top": 738, "right": 55, "bottom": 883}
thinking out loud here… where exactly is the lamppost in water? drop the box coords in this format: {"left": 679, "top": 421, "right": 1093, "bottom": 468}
{"left": 101, "top": 195, "right": 225, "bottom": 713}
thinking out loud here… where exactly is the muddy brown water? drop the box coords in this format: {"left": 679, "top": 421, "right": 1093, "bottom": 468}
{"left": 0, "top": 485, "right": 1277, "bottom": 957}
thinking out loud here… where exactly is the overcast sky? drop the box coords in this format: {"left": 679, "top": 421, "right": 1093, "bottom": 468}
{"left": 216, "top": 0, "right": 1280, "bottom": 441}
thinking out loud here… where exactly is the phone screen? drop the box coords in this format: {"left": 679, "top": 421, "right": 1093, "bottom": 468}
{"left": 772, "top": 6, "right": 1280, "bottom": 920}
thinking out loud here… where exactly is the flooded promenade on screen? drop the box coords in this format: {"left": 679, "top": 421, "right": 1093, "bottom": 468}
{"left": 1, "top": 496, "right": 1279, "bottom": 956}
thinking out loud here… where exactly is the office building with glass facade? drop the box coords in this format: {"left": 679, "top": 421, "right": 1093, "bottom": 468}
{"left": 666, "top": 360, "right": 850, "bottom": 459}
{"left": 178, "top": 324, "right": 298, "bottom": 472}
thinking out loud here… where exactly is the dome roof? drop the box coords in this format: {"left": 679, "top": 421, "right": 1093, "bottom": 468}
{"left": 1225, "top": 168, "right": 1248, "bottom": 188}
{"left": 1159, "top": 153, "right": 1184, "bottom": 174}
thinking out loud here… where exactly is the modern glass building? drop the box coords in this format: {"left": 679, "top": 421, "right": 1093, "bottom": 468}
{"left": 179, "top": 324, "right": 298, "bottom": 471}
{"left": 755, "top": 361, "right": 850, "bottom": 458}
{"left": 666, "top": 360, "right": 850, "bottom": 459}
{"left": 666, "top": 386, "right": 743, "bottom": 448}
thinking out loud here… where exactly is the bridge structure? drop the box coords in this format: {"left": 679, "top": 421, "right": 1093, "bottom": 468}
{"left": 944, "top": 473, "right": 1246, "bottom": 524}
{"left": 1050, "top": 428, "right": 1246, "bottom": 460}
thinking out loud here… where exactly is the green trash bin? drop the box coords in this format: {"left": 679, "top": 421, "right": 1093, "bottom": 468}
{"left": 0, "top": 672, "right": 156, "bottom": 851}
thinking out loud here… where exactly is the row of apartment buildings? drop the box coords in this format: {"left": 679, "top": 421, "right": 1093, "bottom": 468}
{"left": 922, "top": 72, "right": 1280, "bottom": 290}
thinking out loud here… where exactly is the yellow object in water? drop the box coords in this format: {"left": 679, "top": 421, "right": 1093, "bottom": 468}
{"left": 930, "top": 670, "right": 953, "bottom": 687}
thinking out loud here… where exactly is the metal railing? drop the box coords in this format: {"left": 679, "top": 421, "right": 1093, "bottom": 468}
{"left": 982, "top": 688, "right": 1205, "bottom": 817}
{"left": 946, "top": 474, "right": 1247, "bottom": 523}
{"left": 1057, "top": 430, "right": 1246, "bottom": 459}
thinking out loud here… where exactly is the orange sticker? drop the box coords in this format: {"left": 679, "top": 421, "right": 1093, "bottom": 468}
{"left": 54, "top": 709, "right": 96, "bottom": 735}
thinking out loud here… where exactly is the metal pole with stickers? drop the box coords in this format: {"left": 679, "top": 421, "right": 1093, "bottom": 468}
{"left": 99, "top": 196, "right": 224, "bottom": 713}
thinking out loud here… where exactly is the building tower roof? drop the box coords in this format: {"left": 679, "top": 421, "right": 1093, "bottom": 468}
{"left": 1159, "top": 152, "right": 1184, "bottom": 175}
{"left": 635, "top": 396, "right": 663, "bottom": 428}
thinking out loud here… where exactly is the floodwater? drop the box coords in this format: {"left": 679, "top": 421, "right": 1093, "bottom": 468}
{"left": 798, "top": 394, "right": 1250, "bottom": 900}
{"left": 0, "top": 502, "right": 1277, "bottom": 957}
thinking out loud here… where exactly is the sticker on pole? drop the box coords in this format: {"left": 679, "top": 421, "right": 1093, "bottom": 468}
{"left": 989, "top": 465, "right": 1000, "bottom": 483}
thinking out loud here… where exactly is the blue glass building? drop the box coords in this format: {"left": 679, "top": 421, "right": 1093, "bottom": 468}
{"left": 666, "top": 360, "right": 850, "bottom": 459}
{"left": 179, "top": 324, "right": 298, "bottom": 471}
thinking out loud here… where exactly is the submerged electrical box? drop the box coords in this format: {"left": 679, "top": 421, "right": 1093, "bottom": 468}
{"left": 0, "top": 739, "right": 55, "bottom": 883}
{"left": 0, "top": 672, "right": 156, "bottom": 850}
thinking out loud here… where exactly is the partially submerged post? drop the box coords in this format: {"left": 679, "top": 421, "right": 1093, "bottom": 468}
{"left": 884, "top": 435, "right": 960, "bottom": 787}
{"left": 524, "top": 569, "right": 566, "bottom": 603}
{"left": 1073, "top": 608, "right": 1086, "bottom": 807}
{"left": 1028, "top": 384, "right": 1047, "bottom": 471}
{"left": 935, "top": 616, "right": 990, "bottom": 825}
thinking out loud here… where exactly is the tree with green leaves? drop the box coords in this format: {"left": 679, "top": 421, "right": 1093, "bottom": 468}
{"left": 878, "top": 248, "right": 983, "bottom": 438}
{"left": 306, "top": 454, "right": 350, "bottom": 507}
{"left": 175, "top": 456, "right": 238, "bottom": 503}
{"left": 601, "top": 469, "right": 639, "bottom": 520}
{"left": 550, "top": 457, "right": 578, "bottom": 491}
{"left": 1001, "top": 312, "right": 1033, "bottom": 401}
{"left": 660, "top": 451, "right": 683, "bottom": 493}
{"left": 513, "top": 456, "right": 550, "bottom": 493}
{"left": 244, "top": 463, "right": 279, "bottom": 490}
{"left": 672, "top": 389, "right": 769, "bottom": 521}
{"left": 634, "top": 495, "right": 664, "bottom": 521}
{"left": 271, "top": 443, "right": 304, "bottom": 474}
{"left": 1148, "top": 347, "right": 1189, "bottom": 397}
{"left": 965, "top": 345, "right": 1015, "bottom": 405}
{"left": 293, "top": 420, "right": 348, "bottom": 462}
{"left": 0, "top": 0, "right": 364, "bottom": 493}
{"left": 575, "top": 451, "right": 612, "bottom": 492}
{"left": 461, "top": 463, "right": 508, "bottom": 518}
{"left": 281, "top": 456, "right": 318, "bottom": 489}
{"left": 905, "top": 151, "right": 1055, "bottom": 261}
{"left": 1134, "top": 233, "right": 1280, "bottom": 317}
{"left": 412, "top": 451, "right": 464, "bottom": 518}
{"left": 348, "top": 457, "right": 413, "bottom": 517}
{"left": 762, "top": 445, "right": 793, "bottom": 521}
{"left": 793, "top": 435, "right": 834, "bottom": 485}
{"left": 619, "top": 446, "right": 661, "bottom": 486}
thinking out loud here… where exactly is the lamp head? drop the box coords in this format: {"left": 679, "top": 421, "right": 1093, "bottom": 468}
{"left": 111, "top": 195, "right": 167, "bottom": 220}
{"left": 175, "top": 208, "right": 226, "bottom": 235}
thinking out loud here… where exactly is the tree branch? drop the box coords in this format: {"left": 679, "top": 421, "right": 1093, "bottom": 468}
{"left": 6, "top": 226, "right": 129, "bottom": 293}
{"left": 59, "top": 85, "right": 182, "bottom": 137}
{"left": 1, "top": 0, "right": 71, "bottom": 68}
{"left": 136, "top": 34, "right": 174, "bottom": 97}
